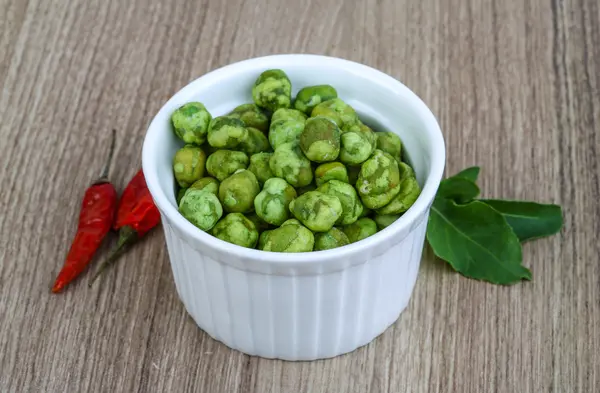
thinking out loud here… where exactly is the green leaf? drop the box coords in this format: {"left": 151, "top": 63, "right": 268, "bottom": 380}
{"left": 436, "top": 177, "right": 480, "bottom": 204}
{"left": 480, "top": 200, "right": 563, "bottom": 242}
{"left": 454, "top": 166, "right": 480, "bottom": 182}
{"left": 427, "top": 198, "right": 531, "bottom": 285}
{"left": 435, "top": 166, "right": 481, "bottom": 204}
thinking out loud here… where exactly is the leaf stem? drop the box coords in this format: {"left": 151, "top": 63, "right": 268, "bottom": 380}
{"left": 88, "top": 225, "right": 137, "bottom": 286}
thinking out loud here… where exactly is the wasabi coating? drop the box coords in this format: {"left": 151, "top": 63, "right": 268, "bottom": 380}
{"left": 205, "top": 150, "right": 248, "bottom": 181}
{"left": 252, "top": 69, "right": 292, "bottom": 112}
{"left": 188, "top": 177, "right": 219, "bottom": 195}
{"left": 339, "top": 122, "right": 377, "bottom": 165}
{"left": 317, "top": 180, "right": 363, "bottom": 225}
{"left": 173, "top": 145, "right": 207, "bottom": 188}
{"left": 228, "top": 103, "right": 269, "bottom": 133}
{"left": 294, "top": 85, "right": 338, "bottom": 115}
{"left": 376, "top": 131, "right": 402, "bottom": 164}
{"left": 218, "top": 169, "right": 260, "bottom": 213}
{"left": 248, "top": 152, "right": 274, "bottom": 184}
{"left": 179, "top": 189, "right": 223, "bottom": 231}
{"left": 259, "top": 223, "right": 315, "bottom": 252}
{"left": 299, "top": 116, "right": 341, "bottom": 163}
{"left": 356, "top": 150, "right": 401, "bottom": 209}
{"left": 311, "top": 98, "right": 358, "bottom": 128}
{"left": 268, "top": 108, "right": 307, "bottom": 150}
{"left": 171, "top": 102, "right": 212, "bottom": 145}
{"left": 254, "top": 177, "right": 297, "bottom": 226}
{"left": 315, "top": 162, "right": 349, "bottom": 187}
{"left": 342, "top": 217, "right": 378, "bottom": 243}
{"left": 212, "top": 213, "right": 259, "bottom": 248}
{"left": 269, "top": 142, "right": 313, "bottom": 187}
{"left": 314, "top": 227, "right": 350, "bottom": 251}
{"left": 238, "top": 127, "right": 271, "bottom": 155}
{"left": 289, "top": 190, "right": 343, "bottom": 232}
{"left": 374, "top": 214, "right": 401, "bottom": 230}
{"left": 376, "top": 162, "right": 421, "bottom": 215}
{"left": 207, "top": 116, "right": 248, "bottom": 149}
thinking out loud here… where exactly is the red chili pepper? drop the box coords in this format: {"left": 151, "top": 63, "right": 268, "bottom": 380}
{"left": 52, "top": 130, "right": 118, "bottom": 293}
{"left": 88, "top": 169, "right": 161, "bottom": 285}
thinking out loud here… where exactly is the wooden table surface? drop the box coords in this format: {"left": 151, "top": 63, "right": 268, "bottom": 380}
{"left": 1, "top": 0, "right": 599, "bottom": 391}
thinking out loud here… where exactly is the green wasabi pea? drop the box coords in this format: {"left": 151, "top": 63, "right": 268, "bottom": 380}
{"left": 339, "top": 122, "right": 377, "bottom": 165}
{"left": 228, "top": 103, "right": 269, "bottom": 133}
{"left": 268, "top": 108, "right": 307, "bottom": 150}
{"left": 205, "top": 150, "right": 248, "bottom": 181}
{"left": 317, "top": 180, "right": 363, "bottom": 225}
{"left": 212, "top": 213, "right": 258, "bottom": 248}
{"left": 176, "top": 188, "right": 187, "bottom": 205}
{"left": 171, "top": 102, "right": 212, "bottom": 145}
{"left": 245, "top": 213, "right": 270, "bottom": 233}
{"left": 248, "top": 152, "right": 274, "bottom": 184}
{"left": 173, "top": 145, "right": 207, "bottom": 188}
{"left": 374, "top": 214, "right": 401, "bottom": 230}
{"left": 179, "top": 189, "right": 223, "bottom": 231}
{"left": 376, "top": 162, "right": 421, "bottom": 215}
{"left": 342, "top": 217, "right": 378, "bottom": 243}
{"left": 281, "top": 218, "right": 303, "bottom": 226}
{"left": 294, "top": 85, "right": 338, "bottom": 115}
{"left": 315, "top": 162, "right": 349, "bottom": 187}
{"left": 254, "top": 177, "right": 297, "bottom": 226}
{"left": 314, "top": 227, "right": 350, "bottom": 251}
{"left": 311, "top": 98, "right": 358, "bottom": 128}
{"left": 252, "top": 69, "right": 292, "bottom": 112}
{"left": 238, "top": 127, "right": 270, "bottom": 155}
{"left": 259, "top": 223, "right": 315, "bottom": 252}
{"left": 207, "top": 116, "right": 248, "bottom": 148}
{"left": 299, "top": 116, "right": 341, "bottom": 163}
{"left": 218, "top": 169, "right": 260, "bottom": 213}
{"left": 269, "top": 142, "right": 313, "bottom": 187}
{"left": 289, "top": 190, "right": 343, "bottom": 232}
{"left": 376, "top": 131, "right": 402, "bottom": 164}
{"left": 356, "top": 149, "right": 401, "bottom": 209}
{"left": 258, "top": 229, "right": 273, "bottom": 249}
{"left": 188, "top": 177, "right": 219, "bottom": 195}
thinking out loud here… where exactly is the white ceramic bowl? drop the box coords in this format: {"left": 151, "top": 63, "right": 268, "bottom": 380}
{"left": 142, "top": 54, "right": 445, "bottom": 360}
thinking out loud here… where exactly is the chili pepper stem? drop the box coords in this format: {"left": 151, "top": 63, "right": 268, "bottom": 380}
{"left": 88, "top": 225, "right": 137, "bottom": 286}
{"left": 95, "top": 129, "right": 117, "bottom": 184}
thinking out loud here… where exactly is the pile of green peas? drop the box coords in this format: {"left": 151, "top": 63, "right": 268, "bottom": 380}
{"left": 171, "top": 69, "right": 421, "bottom": 252}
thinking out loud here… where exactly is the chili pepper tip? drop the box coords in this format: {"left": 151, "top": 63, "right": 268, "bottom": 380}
{"left": 52, "top": 281, "right": 64, "bottom": 293}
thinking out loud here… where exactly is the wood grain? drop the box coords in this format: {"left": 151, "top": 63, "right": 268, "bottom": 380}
{"left": 1, "top": 0, "right": 598, "bottom": 391}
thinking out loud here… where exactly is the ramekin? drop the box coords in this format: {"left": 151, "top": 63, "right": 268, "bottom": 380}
{"left": 142, "top": 54, "right": 445, "bottom": 361}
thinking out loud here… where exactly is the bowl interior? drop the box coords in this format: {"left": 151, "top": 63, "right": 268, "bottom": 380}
{"left": 143, "top": 55, "right": 445, "bottom": 264}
